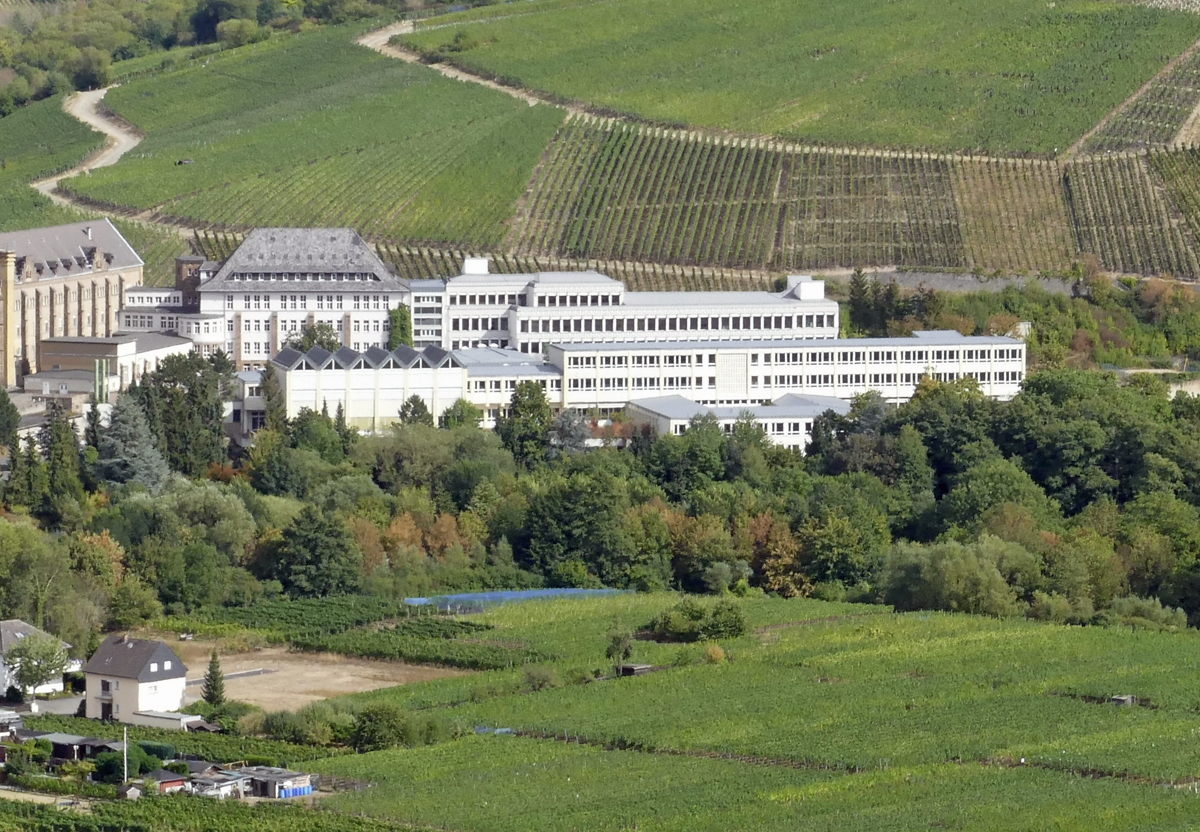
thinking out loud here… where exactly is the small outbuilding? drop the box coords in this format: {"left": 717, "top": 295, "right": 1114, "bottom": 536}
{"left": 241, "top": 766, "right": 314, "bottom": 799}
{"left": 146, "top": 768, "right": 189, "bottom": 794}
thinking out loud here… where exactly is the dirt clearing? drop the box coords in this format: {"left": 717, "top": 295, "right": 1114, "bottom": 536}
{"left": 171, "top": 642, "right": 466, "bottom": 711}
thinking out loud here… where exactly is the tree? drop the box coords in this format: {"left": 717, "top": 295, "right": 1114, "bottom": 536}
{"left": 132, "top": 353, "right": 226, "bottom": 477}
{"left": 496, "top": 381, "right": 552, "bottom": 467}
{"left": 388, "top": 307, "right": 413, "bottom": 349}
{"left": 4, "top": 632, "right": 68, "bottom": 696}
{"left": 0, "top": 387, "right": 19, "bottom": 451}
{"left": 5, "top": 436, "right": 48, "bottom": 510}
{"left": 98, "top": 395, "right": 170, "bottom": 493}
{"left": 352, "top": 702, "right": 409, "bottom": 752}
{"left": 546, "top": 409, "right": 590, "bottom": 458}
{"left": 260, "top": 363, "right": 288, "bottom": 432}
{"left": 270, "top": 507, "right": 362, "bottom": 598}
{"left": 41, "top": 401, "right": 84, "bottom": 508}
{"left": 398, "top": 395, "right": 434, "bottom": 427}
{"left": 438, "top": 398, "right": 482, "bottom": 430}
{"left": 284, "top": 322, "right": 340, "bottom": 353}
{"left": 201, "top": 650, "right": 225, "bottom": 707}
{"left": 605, "top": 628, "right": 633, "bottom": 672}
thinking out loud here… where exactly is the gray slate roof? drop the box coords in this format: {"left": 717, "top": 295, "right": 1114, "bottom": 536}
{"left": 628, "top": 394, "right": 851, "bottom": 421}
{"left": 198, "top": 228, "right": 406, "bottom": 293}
{"left": 0, "top": 218, "right": 142, "bottom": 276}
{"left": 552, "top": 331, "right": 1021, "bottom": 352}
{"left": 83, "top": 634, "right": 186, "bottom": 682}
{"left": 0, "top": 619, "right": 70, "bottom": 656}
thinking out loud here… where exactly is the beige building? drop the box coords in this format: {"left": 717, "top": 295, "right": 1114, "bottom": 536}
{"left": 0, "top": 219, "right": 143, "bottom": 386}
{"left": 83, "top": 634, "right": 187, "bottom": 723}
{"left": 37, "top": 332, "right": 193, "bottom": 391}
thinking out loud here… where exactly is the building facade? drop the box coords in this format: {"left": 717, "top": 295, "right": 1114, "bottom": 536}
{"left": 0, "top": 219, "right": 143, "bottom": 385}
{"left": 118, "top": 229, "right": 838, "bottom": 371}
{"left": 83, "top": 635, "right": 187, "bottom": 722}
{"left": 269, "top": 330, "right": 1026, "bottom": 443}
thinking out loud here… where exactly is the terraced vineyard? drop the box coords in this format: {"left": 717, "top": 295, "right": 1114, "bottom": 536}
{"left": 60, "top": 27, "right": 564, "bottom": 251}
{"left": 1082, "top": 44, "right": 1200, "bottom": 153}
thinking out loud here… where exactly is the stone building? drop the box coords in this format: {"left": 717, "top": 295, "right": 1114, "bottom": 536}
{"left": 0, "top": 219, "right": 143, "bottom": 386}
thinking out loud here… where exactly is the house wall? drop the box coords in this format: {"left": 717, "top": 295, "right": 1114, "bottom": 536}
{"left": 84, "top": 674, "right": 184, "bottom": 721}
{"left": 84, "top": 672, "right": 141, "bottom": 720}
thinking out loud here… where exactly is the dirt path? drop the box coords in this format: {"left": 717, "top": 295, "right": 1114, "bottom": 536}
{"left": 30, "top": 87, "right": 142, "bottom": 203}
{"left": 1064, "top": 33, "right": 1200, "bottom": 159}
{"left": 356, "top": 22, "right": 563, "bottom": 111}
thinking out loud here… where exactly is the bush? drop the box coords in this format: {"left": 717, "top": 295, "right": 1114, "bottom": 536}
{"left": 703, "top": 644, "right": 726, "bottom": 664}
{"left": 524, "top": 666, "right": 558, "bottom": 692}
{"left": 1108, "top": 595, "right": 1187, "bottom": 630}
{"left": 4, "top": 686, "right": 23, "bottom": 704}
{"left": 351, "top": 703, "right": 408, "bottom": 752}
{"left": 137, "top": 741, "right": 176, "bottom": 761}
{"left": 648, "top": 599, "right": 747, "bottom": 642}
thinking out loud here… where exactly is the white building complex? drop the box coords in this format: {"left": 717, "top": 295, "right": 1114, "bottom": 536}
{"left": 118, "top": 229, "right": 840, "bottom": 370}
{"left": 105, "top": 227, "right": 1027, "bottom": 450}
{"left": 269, "top": 330, "right": 1025, "bottom": 450}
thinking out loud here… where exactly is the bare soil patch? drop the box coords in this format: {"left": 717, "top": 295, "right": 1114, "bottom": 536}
{"left": 172, "top": 642, "right": 466, "bottom": 711}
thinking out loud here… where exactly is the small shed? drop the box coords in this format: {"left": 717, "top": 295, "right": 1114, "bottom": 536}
{"left": 241, "top": 766, "right": 313, "bottom": 798}
{"left": 618, "top": 663, "right": 653, "bottom": 677}
{"left": 117, "top": 783, "right": 142, "bottom": 801}
{"left": 1111, "top": 695, "right": 1138, "bottom": 706}
{"left": 189, "top": 770, "right": 248, "bottom": 800}
{"left": 147, "top": 768, "right": 188, "bottom": 794}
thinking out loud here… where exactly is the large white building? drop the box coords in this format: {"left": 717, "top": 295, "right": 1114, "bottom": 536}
{"left": 268, "top": 330, "right": 1026, "bottom": 444}
{"left": 118, "top": 229, "right": 840, "bottom": 370}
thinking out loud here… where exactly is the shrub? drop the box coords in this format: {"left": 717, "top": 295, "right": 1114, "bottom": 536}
{"left": 351, "top": 703, "right": 408, "bottom": 752}
{"left": 137, "top": 741, "right": 176, "bottom": 761}
{"left": 648, "top": 599, "right": 747, "bottom": 642}
{"left": 1108, "top": 596, "right": 1187, "bottom": 630}
{"left": 524, "top": 666, "right": 558, "bottom": 692}
{"left": 4, "top": 686, "right": 23, "bottom": 704}
{"left": 703, "top": 644, "right": 726, "bottom": 664}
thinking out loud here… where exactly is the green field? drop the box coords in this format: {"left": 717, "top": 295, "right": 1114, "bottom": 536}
{"left": 298, "top": 593, "right": 1200, "bottom": 830}
{"left": 401, "top": 0, "right": 1200, "bottom": 153}
{"left": 63, "top": 27, "right": 564, "bottom": 249}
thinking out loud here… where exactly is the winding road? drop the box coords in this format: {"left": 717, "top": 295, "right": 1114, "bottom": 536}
{"left": 30, "top": 87, "right": 142, "bottom": 204}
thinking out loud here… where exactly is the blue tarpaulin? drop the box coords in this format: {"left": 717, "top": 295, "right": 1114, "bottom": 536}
{"left": 403, "top": 588, "right": 625, "bottom": 611}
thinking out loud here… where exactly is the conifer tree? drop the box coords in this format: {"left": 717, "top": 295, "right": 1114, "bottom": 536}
{"left": 40, "top": 401, "right": 83, "bottom": 506}
{"left": 98, "top": 394, "right": 170, "bottom": 493}
{"left": 201, "top": 650, "right": 225, "bottom": 707}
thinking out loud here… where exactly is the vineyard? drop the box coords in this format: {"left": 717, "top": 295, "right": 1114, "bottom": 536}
{"left": 58, "top": 27, "right": 564, "bottom": 250}
{"left": 399, "top": 0, "right": 1200, "bottom": 153}
{"left": 1082, "top": 44, "right": 1200, "bottom": 153}
{"left": 298, "top": 593, "right": 1200, "bottom": 829}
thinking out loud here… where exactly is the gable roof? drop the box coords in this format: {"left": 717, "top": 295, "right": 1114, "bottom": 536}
{"left": 0, "top": 619, "right": 70, "bottom": 655}
{"left": 82, "top": 635, "right": 186, "bottom": 682}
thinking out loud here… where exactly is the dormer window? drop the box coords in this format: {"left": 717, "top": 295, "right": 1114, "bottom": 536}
{"left": 150, "top": 662, "right": 158, "bottom": 672}
{"left": 164, "top": 661, "right": 172, "bottom": 670}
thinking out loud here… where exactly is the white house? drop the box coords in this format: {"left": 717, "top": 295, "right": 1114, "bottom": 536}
{"left": 82, "top": 635, "right": 186, "bottom": 722}
{"left": 625, "top": 394, "right": 853, "bottom": 451}
{"left": 0, "top": 619, "right": 79, "bottom": 696}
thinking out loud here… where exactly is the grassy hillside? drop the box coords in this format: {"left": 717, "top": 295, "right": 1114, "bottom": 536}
{"left": 0, "top": 94, "right": 101, "bottom": 232}
{"left": 62, "top": 27, "right": 564, "bottom": 250}
{"left": 400, "top": 0, "right": 1200, "bottom": 154}
{"left": 307, "top": 593, "right": 1200, "bottom": 830}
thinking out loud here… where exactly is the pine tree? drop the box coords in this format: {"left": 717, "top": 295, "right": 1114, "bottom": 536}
{"left": 98, "top": 394, "right": 170, "bottom": 493}
{"left": 0, "top": 387, "right": 19, "bottom": 452}
{"left": 260, "top": 363, "right": 288, "bottom": 433}
{"left": 201, "top": 650, "right": 225, "bottom": 707}
{"left": 40, "top": 401, "right": 83, "bottom": 506}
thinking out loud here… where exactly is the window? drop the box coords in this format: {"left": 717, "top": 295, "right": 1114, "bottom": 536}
{"left": 150, "top": 662, "right": 158, "bottom": 672}
{"left": 164, "top": 661, "right": 171, "bottom": 670}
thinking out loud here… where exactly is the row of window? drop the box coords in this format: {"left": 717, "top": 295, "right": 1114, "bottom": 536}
{"left": 449, "top": 293, "right": 518, "bottom": 306}
{"left": 522, "top": 313, "right": 833, "bottom": 335}
{"left": 232, "top": 294, "right": 390, "bottom": 311}
{"left": 452, "top": 318, "right": 507, "bottom": 332}
{"left": 228, "top": 272, "right": 380, "bottom": 282}
{"left": 534, "top": 293, "right": 620, "bottom": 308}
{"left": 749, "top": 348, "right": 1023, "bottom": 365}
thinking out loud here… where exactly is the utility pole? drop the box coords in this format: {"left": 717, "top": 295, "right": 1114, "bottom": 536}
{"left": 123, "top": 726, "right": 128, "bottom": 783}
